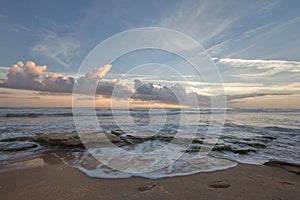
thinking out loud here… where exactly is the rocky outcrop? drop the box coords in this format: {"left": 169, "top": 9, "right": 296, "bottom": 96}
{"left": 0, "top": 132, "right": 129, "bottom": 149}
{"left": 0, "top": 129, "right": 271, "bottom": 156}
{"left": 111, "top": 130, "right": 125, "bottom": 136}
{"left": 32, "top": 133, "right": 83, "bottom": 147}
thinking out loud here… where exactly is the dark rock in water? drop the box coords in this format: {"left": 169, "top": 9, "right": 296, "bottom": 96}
{"left": 213, "top": 145, "right": 233, "bottom": 152}
{"left": 31, "top": 132, "right": 129, "bottom": 148}
{"left": 223, "top": 138, "right": 266, "bottom": 149}
{"left": 245, "top": 141, "right": 266, "bottom": 148}
{"left": 0, "top": 142, "right": 38, "bottom": 152}
{"left": 137, "top": 183, "right": 157, "bottom": 192}
{"left": 232, "top": 147, "right": 256, "bottom": 154}
{"left": 212, "top": 144, "right": 256, "bottom": 154}
{"left": 261, "top": 136, "right": 276, "bottom": 140}
{"left": 157, "top": 135, "right": 174, "bottom": 142}
{"left": 83, "top": 133, "right": 129, "bottom": 147}
{"left": 111, "top": 130, "right": 125, "bottom": 136}
{"left": 32, "top": 133, "right": 83, "bottom": 147}
{"left": 209, "top": 181, "right": 230, "bottom": 188}
{"left": 264, "top": 160, "right": 300, "bottom": 175}
{"left": 121, "top": 134, "right": 158, "bottom": 145}
{"left": 185, "top": 146, "right": 202, "bottom": 153}
{"left": 1, "top": 132, "right": 131, "bottom": 149}
{"left": 192, "top": 138, "right": 204, "bottom": 144}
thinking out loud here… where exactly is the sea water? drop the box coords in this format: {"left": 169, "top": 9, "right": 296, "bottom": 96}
{"left": 0, "top": 108, "right": 299, "bottom": 178}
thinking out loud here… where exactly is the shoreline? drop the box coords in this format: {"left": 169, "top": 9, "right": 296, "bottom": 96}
{"left": 0, "top": 155, "right": 299, "bottom": 200}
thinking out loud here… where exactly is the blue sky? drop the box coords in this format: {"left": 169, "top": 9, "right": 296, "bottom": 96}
{"left": 0, "top": 0, "right": 299, "bottom": 108}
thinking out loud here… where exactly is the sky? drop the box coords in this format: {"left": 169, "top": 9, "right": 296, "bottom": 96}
{"left": 0, "top": 0, "right": 299, "bottom": 108}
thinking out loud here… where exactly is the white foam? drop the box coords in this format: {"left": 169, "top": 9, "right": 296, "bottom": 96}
{"left": 70, "top": 142, "right": 237, "bottom": 179}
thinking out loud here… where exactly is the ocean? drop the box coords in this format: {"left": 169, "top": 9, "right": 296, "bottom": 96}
{"left": 0, "top": 107, "right": 299, "bottom": 179}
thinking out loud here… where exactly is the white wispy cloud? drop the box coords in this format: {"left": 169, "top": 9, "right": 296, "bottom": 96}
{"left": 15, "top": 24, "right": 31, "bottom": 32}
{"left": 0, "top": 66, "right": 10, "bottom": 71}
{"left": 157, "top": 0, "right": 237, "bottom": 46}
{"left": 31, "top": 31, "right": 79, "bottom": 67}
{"left": 226, "top": 15, "right": 300, "bottom": 59}
{"left": 216, "top": 58, "right": 300, "bottom": 77}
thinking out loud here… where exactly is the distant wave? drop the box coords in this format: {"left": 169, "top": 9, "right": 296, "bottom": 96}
{"left": 2, "top": 112, "right": 119, "bottom": 118}
{"left": 4, "top": 113, "right": 74, "bottom": 118}
{"left": 264, "top": 126, "right": 300, "bottom": 133}
{"left": 224, "top": 122, "right": 300, "bottom": 133}
{"left": 228, "top": 108, "right": 300, "bottom": 113}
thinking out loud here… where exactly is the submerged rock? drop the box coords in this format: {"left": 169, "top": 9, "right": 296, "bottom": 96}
{"left": 0, "top": 142, "right": 38, "bottom": 152}
{"left": 244, "top": 141, "right": 266, "bottom": 148}
{"left": 212, "top": 144, "right": 233, "bottom": 152}
{"left": 261, "top": 135, "right": 277, "bottom": 140}
{"left": 213, "top": 144, "right": 257, "bottom": 154}
{"left": 83, "top": 133, "right": 129, "bottom": 147}
{"left": 111, "top": 130, "right": 125, "bottom": 136}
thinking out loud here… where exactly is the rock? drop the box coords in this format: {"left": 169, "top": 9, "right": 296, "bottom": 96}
{"left": 32, "top": 133, "right": 83, "bottom": 147}
{"left": 264, "top": 160, "right": 300, "bottom": 175}
{"left": 32, "top": 132, "right": 131, "bottom": 148}
{"left": 1, "top": 132, "right": 132, "bottom": 149}
{"left": 245, "top": 141, "right": 266, "bottom": 148}
{"left": 120, "top": 134, "right": 157, "bottom": 145}
{"left": 209, "top": 181, "right": 230, "bottom": 188}
{"left": 212, "top": 143, "right": 256, "bottom": 154}
{"left": 213, "top": 144, "right": 233, "bottom": 152}
{"left": 137, "top": 183, "right": 157, "bottom": 192}
{"left": 0, "top": 142, "right": 38, "bottom": 152}
{"left": 83, "top": 133, "right": 128, "bottom": 147}
{"left": 192, "top": 138, "right": 204, "bottom": 144}
{"left": 185, "top": 147, "right": 200, "bottom": 153}
{"left": 231, "top": 147, "right": 256, "bottom": 154}
{"left": 111, "top": 130, "right": 125, "bottom": 136}
{"left": 157, "top": 135, "right": 174, "bottom": 142}
{"left": 261, "top": 136, "right": 276, "bottom": 140}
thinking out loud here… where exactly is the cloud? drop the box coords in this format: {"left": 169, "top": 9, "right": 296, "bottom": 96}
{"left": 158, "top": 0, "right": 237, "bottom": 46}
{"left": 40, "top": 73, "right": 75, "bottom": 93}
{"left": 0, "top": 61, "right": 205, "bottom": 106}
{"left": 226, "top": 93, "right": 291, "bottom": 101}
{"left": 131, "top": 79, "right": 212, "bottom": 107}
{"left": 3, "top": 61, "right": 47, "bottom": 90}
{"left": 0, "top": 66, "right": 10, "bottom": 71}
{"left": 74, "top": 64, "right": 132, "bottom": 97}
{"left": 96, "top": 79, "right": 132, "bottom": 98}
{"left": 216, "top": 58, "right": 300, "bottom": 77}
{"left": 0, "top": 61, "right": 293, "bottom": 108}
{"left": 0, "top": 61, "right": 116, "bottom": 95}
{"left": 130, "top": 79, "right": 291, "bottom": 107}
{"left": 132, "top": 79, "right": 183, "bottom": 104}
{"left": 31, "top": 31, "right": 79, "bottom": 67}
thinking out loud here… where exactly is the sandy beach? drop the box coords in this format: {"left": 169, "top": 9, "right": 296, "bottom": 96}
{"left": 0, "top": 155, "right": 299, "bottom": 200}
{"left": 1, "top": 0, "right": 300, "bottom": 199}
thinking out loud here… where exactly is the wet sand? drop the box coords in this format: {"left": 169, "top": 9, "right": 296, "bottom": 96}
{"left": 0, "top": 156, "right": 299, "bottom": 200}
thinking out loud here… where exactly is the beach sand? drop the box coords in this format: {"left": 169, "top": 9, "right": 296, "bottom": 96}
{"left": 0, "top": 155, "right": 299, "bottom": 200}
